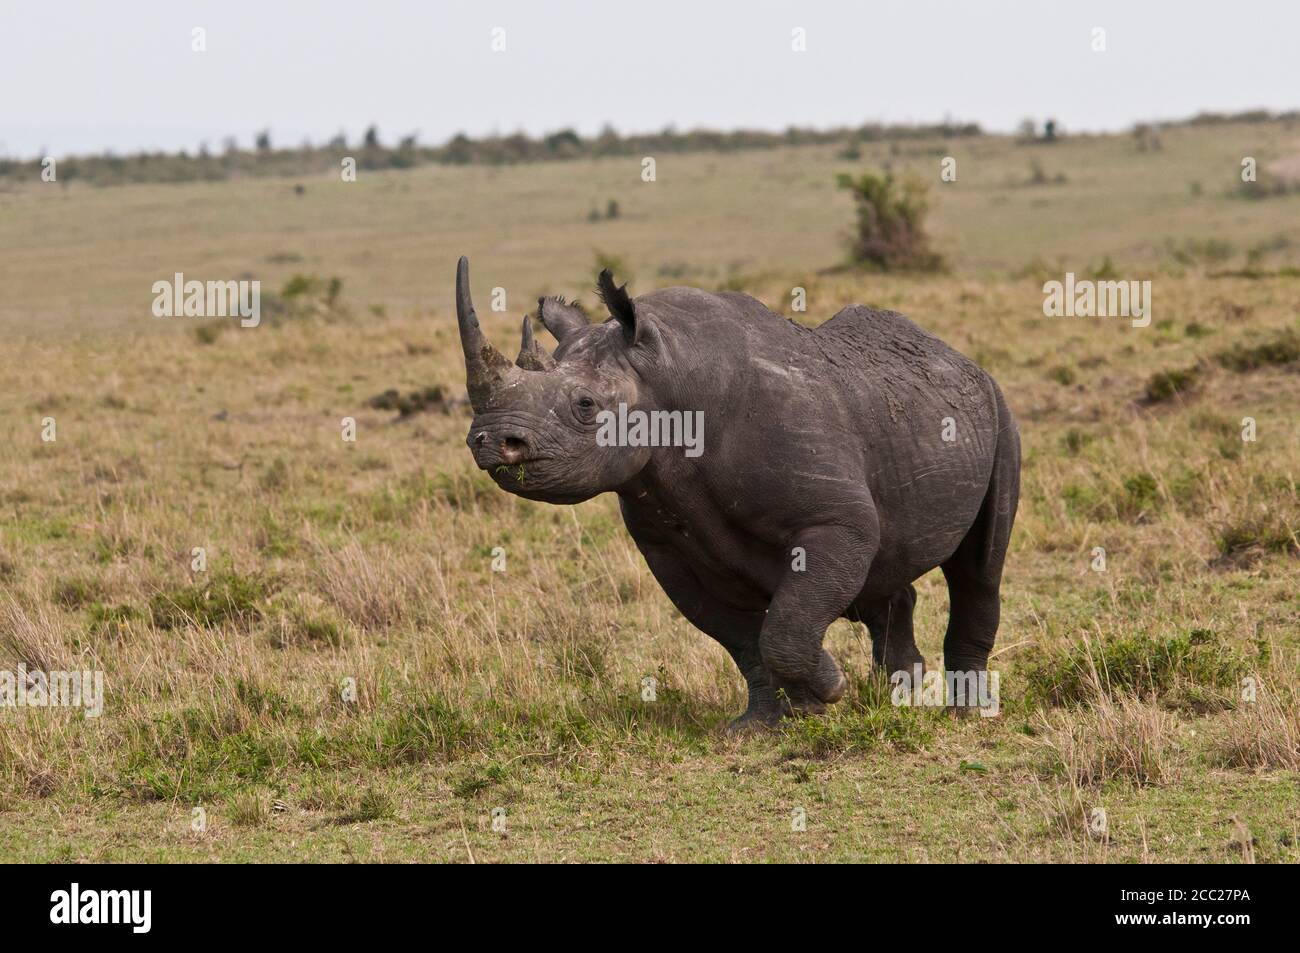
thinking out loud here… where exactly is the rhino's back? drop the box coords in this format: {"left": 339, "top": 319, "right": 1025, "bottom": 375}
{"left": 813, "top": 304, "right": 995, "bottom": 421}
{"left": 641, "top": 289, "right": 1001, "bottom": 464}
{"left": 643, "top": 289, "right": 990, "bottom": 403}
{"left": 813, "top": 304, "right": 1004, "bottom": 574}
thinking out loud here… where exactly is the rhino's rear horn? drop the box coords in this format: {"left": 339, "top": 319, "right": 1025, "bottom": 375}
{"left": 455, "top": 256, "right": 518, "bottom": 412}
{"left": 516, "top": 315, "right": 556, "bottom": 371}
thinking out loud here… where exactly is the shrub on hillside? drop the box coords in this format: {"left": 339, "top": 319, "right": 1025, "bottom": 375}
{"left": 836, "top": 171, "right": 944, "bottom": 272}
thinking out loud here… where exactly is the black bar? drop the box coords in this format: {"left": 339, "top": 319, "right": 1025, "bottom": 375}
{"left": 1, "top": 864, "right": 1277, "bottom": 938}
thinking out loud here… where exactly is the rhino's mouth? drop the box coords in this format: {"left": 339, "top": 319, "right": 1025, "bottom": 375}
{"left": 489, "top": 457, "right": 546, "bottom": 470}
{"left": 486, "top": 457, "right": 550, "bottom": 483}
{"left": 486, "top": 458, "right": 591, "bottom": 503}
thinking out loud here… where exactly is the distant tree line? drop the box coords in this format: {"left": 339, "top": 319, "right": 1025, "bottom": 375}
{"left": 1173, "top": 108, "right": 1300, "bottom": 126}
{"left": 7, "top": 108, "right": 1293, "bottom": 188}
{"left": 0, "top": 120, "right": 982, "bottom": 187}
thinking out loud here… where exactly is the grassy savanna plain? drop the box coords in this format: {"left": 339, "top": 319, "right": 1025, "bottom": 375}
{"left": 0, "top": 121, "right": 1297, "bottom": 862}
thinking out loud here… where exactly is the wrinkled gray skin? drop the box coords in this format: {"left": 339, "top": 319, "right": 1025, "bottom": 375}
{"left": 455, "top": 257, "right": 1020, "bottom": 730}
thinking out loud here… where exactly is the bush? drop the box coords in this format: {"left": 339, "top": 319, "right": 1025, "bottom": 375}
{"left": 257, "top": 274, "right": 346, "bottom": 324}
{"left": 837, "top": 171, "right": 944, "bottom": 272}
{"left": 367, "top": 385, "right": 453, "bottom": 418}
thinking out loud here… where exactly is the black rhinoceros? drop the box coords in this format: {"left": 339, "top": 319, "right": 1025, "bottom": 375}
{"left": 453, "top": 257, "right": 1019, "bottom": 729}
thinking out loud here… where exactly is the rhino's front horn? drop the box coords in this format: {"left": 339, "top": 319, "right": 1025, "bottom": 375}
{"left": 455, "top": 256, "right": 518, "bottom": 412}
{"left": 516, "top": 315, "right": 556, "bottom": 371}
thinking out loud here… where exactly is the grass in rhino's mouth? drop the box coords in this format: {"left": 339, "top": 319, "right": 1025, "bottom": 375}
{"left": 494, "top": 463, "right": 528, "bottom": 483}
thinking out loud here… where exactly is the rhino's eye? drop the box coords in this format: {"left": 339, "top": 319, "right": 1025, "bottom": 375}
{"left": 573, "top": 394, "right": 598, "bottom": 423}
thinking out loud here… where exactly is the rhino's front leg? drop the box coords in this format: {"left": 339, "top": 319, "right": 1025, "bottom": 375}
{"left": 632, "top": 539, "right": 782, "bottom": 729}
{"left": 762, "top": 522, "right": 878, "bottom": 711}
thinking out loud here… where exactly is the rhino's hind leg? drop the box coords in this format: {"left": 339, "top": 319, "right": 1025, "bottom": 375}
{"left": 856, "top": 585, "right": 925, "bottom": 677}
{"left": 939, "top": 402, "right": 1020, "bottom": 712}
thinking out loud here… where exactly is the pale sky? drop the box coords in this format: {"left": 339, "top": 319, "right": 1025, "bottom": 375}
{"left": 2, "top": 0, "right": 1297, "bottom": 159}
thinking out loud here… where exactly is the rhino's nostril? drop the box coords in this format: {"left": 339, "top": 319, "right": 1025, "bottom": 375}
{"left": 473, "top": 431, "right": 487, "bottom": 448}
{"left": 499, "top": 436, "right": 532, "bottom": 464}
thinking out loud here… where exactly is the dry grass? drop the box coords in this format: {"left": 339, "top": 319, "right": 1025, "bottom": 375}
{"left": 1213, "top": 673, "right": 1300, "bottom": 771}
{"left": 0, "top": 122, "right": 1298, "bottom": 861}
{"left": 1036, "top": 694, "right": 1184, "bottom": 788}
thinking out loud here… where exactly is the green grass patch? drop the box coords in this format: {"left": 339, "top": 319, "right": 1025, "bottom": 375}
{"left": 1214, "top": 329, "right": 1300, "bottom": 372}
{"left": 86, "top": 602, "right": 140, "bottom": 637}
{"left": 1144, "top": 366, "right": 1199, "bottom": 402}
{"left": 1018, "top": 629, "right": 1255, "bottom": 711}
{"left": 148, "top": 571, "right": 269, "bottom": 629}
{"left": 52, "top": 576, "right": 105, "bottom": 609}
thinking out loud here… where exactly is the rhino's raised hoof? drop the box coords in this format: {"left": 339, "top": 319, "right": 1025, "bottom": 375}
{"left": 815, "top": 653, "right": 849, "bottom": 704}
{"left": 764, "top": 650, "right": 846, "bottom": 711}
{"left": 774, "top": 682, "right": 831, "bottom": 717}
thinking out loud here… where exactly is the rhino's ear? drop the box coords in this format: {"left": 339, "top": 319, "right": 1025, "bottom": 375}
{"left": 537, "top": 296, "right": 588, "bottom": 344}
{"left": 597, "top": 269, "right": 642, "bottom": 346}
